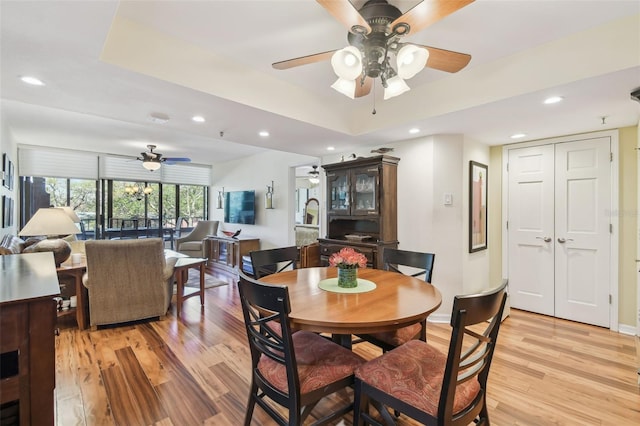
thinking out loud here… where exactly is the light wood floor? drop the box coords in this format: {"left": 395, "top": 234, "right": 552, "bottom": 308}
{"left": 55, "top": 270, "right": 640, "bottom": 425}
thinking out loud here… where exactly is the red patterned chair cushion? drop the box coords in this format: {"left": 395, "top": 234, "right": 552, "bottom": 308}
{"left": 355, "top": 340, "right": 480, "bottom": 416}
{"left": 365, "top": 323, "right": 422, "bottom": 347}
{"left": 258, "top": 331, "right": 366, "bottom": 394}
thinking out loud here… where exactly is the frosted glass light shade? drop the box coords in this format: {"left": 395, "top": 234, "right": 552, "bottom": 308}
{"left": 383, "top": 76, "right": 410, "bottom": 100}
{"left": 331, "top": 46, "right": 363, "bottom": 80}
{"left": 396, "top": 44, "right": 429, "bottom": 79}
{"left": 143, "top": 159, "right": 161, "bottom": 171}
{"left": 331, "top": 78, "right": 357, "bottom": 98}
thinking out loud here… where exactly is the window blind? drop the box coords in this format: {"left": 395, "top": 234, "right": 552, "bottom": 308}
{"left": 18, "top": 147, "right": 99, "bottom": 179}
{"left": 161, "top": 163, "right": 211, "bottom": 186}
{"left": 18, "top": 147, "right": 211, "bottom": 185}
{"left": 99, "top": 156, "right": 162, "bottom": 182}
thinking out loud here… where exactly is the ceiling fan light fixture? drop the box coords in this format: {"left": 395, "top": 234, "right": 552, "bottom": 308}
{"left": 397, "top": 44, "right": 429, "bottom": 79}
{"left": 143, "top": 159, "right": 162, "bottom": 171}
{"left": 383, "top": 76, "right": 410, "bottom": 100}
{"left": 308, "top": 165, "right": 320, "bottom": 184}
{"left": 331, "top": 77, "right": 357, "bottom": 98}
{"left": 331, "top": 46, "right": 363, "bottom": 80}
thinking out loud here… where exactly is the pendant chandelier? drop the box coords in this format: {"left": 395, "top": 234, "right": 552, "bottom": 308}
{"left": 124, "top": 183, "right": 153, "bottom": 200}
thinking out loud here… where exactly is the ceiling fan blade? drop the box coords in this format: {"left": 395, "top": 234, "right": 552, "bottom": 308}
{"left": 164, "top": 157, "right": 192, "bottom": 165}
{"left": 273, "top": 50, "right": 336, "bottom": 70}
{"left": 316, "top": 0, "right": 371, "bottom": 35}
{"left": 354, "top": 77, "right": 373, "bottom": 98}
{"left": 415, "top": 44, "right": 471, "bottom": 73}
{"left": 391, "top": 0, "right": 475, "bottom": 36}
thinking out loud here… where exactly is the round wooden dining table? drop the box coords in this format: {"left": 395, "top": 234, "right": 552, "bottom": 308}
{"left": 258, "top": 267, "right": 442, "bottom": 340}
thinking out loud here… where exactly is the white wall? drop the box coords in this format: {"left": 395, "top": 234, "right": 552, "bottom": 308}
{"left": 0, "top": 109, "right": 18, "bottom": 237}
{"left": 463, "top": 137, "right": 491, "bottom": 293}
{"left": 322, "top": 134, "right": 489, "bottom": 320}
{"left": 211, "top": 149, "right": 318, "bottom": 249}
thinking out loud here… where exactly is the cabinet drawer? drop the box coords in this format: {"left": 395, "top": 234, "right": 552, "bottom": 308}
{"left": 0, "top": 304, "right": 27, "bottom": 353}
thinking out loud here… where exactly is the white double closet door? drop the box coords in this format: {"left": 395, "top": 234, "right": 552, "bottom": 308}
{"left": 507, "top": 136, "right": 612, "bottom": 327}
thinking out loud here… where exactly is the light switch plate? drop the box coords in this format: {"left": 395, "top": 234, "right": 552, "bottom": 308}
{"left": 444, "top": 193, "right": 453, "bottom": 205}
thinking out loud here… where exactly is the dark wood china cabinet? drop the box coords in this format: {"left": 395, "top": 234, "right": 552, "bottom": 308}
{"left": 319, "top": 155, "right": 399, "bottom": 268}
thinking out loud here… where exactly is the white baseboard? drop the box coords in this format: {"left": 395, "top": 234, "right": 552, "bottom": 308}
{"left": 427, "top": 313, "right": 450, "bottom": 324}
{"left": 618, "top": 323, "right": 638, "bottom": 336}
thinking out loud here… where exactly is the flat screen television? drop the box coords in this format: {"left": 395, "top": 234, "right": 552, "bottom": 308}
{"left": 224, "top": 190, "right": 256, "bottom": 225}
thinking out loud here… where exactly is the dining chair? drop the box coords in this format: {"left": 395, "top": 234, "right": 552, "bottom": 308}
{"left": 353, "top": 281, "right": 508, "bottom": 426}
{"left": 355, "top": 247, "right": 435, "bottom": 352}
{"left": 249, "top": 245, "right": 299, "bottom": 279}
{"left": 237, "top": 271, "right": 366, "bottom": 426}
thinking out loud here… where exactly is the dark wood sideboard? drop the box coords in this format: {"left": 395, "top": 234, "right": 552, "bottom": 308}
{"left": 1, "top": 252, "right": 60, "bottom": 426}
{"left": 205, "top": 235, "right": 260, "bottom": 276}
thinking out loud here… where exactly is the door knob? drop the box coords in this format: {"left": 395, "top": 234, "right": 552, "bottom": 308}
{"left": 536, "top": 236, "right": 552, "bottom": 242}
{"left": 557, "top": 238, "right": 574, "bottom": 243}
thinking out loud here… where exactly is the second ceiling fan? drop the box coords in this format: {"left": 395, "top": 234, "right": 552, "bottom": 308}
{"left": 273, "top": 0, "right": 474, "bottom": 99}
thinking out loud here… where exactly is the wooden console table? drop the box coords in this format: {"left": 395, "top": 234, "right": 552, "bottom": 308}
{"left": 1, "top": 252, "right": 60, "bottom": 425}
{"left": 205, "top": 235, "right": 259, "bottom": 276}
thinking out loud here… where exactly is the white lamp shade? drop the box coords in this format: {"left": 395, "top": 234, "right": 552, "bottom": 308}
{"left": 331, "top": 78, "right": 357, "bottom": 99}
{"left": 396, "top": 44, "right": 429, "bottom": 79}
{"left": 19, "top": 208, "right": 80, "bottom": 237}
{"left": 56, "top": 206, "right": 81, "bottom": 223}
{"left": 143, "top": 160, "right": 161, "bottom": 171}
{"left": 331, "top": 46, "right": 363, "bottom": 80}
{"left": 383, "top": 76, "right": 410, "bottom": 100}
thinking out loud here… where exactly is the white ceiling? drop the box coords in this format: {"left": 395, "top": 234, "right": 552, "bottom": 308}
{"left": 1, "top": 0, "right": 639, "bottom": 166}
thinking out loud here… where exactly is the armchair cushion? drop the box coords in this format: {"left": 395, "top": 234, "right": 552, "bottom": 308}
{"left": 176, "top": 220, "right": 218, "bottom": 257}
{"left": 82, "top": 238, "right": 173, "bottom": 327}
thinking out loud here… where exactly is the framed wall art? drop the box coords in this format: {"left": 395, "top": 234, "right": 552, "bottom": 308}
{"left": 469, "top": 161, "right": 488, "bottom": 253}
{"left": 7, "top": 159, "right": 14, "bottom": 190}
{"left": 2, "top": 196, "right": 12, "bottom": 228}
{"left": 2, "top": 153, "right": 8, "bottom": 189}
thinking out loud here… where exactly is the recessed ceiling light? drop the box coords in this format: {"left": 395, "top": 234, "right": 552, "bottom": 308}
{"left": 327, "top": 146, "right": 335, "bottom": 151}
{"left": 544, "top": 96, "right": 563, "bottom": 104}
{"left": 20, "top": 76, "right": 44, "bottom": 86}
{"left": 409, "top": 128, "right": 420, "bottom": 134}
{"left": 511, "top": 133, "right": 527, "bottom": 139}
{"left": 192, "top": 115, "right": 205, "bottom": 123}
{"left": 259, "top": 130, "right": 269, "bottom": 137}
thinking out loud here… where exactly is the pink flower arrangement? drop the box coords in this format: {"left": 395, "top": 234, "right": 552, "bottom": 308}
{"left": 329, "top": 247, "right": 367, "bottom": 269}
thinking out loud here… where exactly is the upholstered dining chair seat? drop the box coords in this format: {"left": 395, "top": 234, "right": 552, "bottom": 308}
{"left": 363, "top": 322, "right": 422, "bottom": 348}
{"left": 258, "top": 330, "right": 365, "bottom": 395}
{"left": 355, "top": 340, "right": 480, "bottom": 417}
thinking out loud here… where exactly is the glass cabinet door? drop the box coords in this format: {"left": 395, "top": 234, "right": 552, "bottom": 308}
{"left": 351, "top": 167, "right": 378, "bottom": 215}
{"left": 327, "top": 171, "right": 349, "bottom": 214}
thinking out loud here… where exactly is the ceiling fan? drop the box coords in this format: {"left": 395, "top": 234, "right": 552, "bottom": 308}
{"left": 308, "top": 165, "right": 320, "bottom": 184}
{"left": 273, "top": 0, "right": 474, "bottom": 100}
{"left": 137, "top": 144, "right": 191, "bottom": 171}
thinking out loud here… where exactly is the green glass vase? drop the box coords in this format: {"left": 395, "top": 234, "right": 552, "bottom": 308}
{"left": 337, "top": 267, "right": 358, "bottom": 288}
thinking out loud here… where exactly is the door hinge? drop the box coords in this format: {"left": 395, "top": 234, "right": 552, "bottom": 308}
{"left": 609, "top": 294, "right": 612, "bottom": 304}
{"left": 610, "top": 152, "right": 613, "bottom": 162}
{"left": 610, "top": 223, "right": 613, "bottom": 234}
{"left": 506, "top": 162, "right": 509, "bottom": 172}
{"left": 506, "top": 220, "right": 508, "bottom": 230}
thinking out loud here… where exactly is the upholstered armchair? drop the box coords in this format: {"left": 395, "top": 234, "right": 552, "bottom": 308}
{"left": 82, "top": 238, "right": 176, "bottom": 327}
{"left": 176, "top": 220, "right": 218, "bottom": 257}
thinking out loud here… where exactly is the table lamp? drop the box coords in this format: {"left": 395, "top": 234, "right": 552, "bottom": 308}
{"left": 18, "top": 207, "right": 80, "bottom": 266}
{"left": 56, "top": 206, "right": 81, "bottom": 224}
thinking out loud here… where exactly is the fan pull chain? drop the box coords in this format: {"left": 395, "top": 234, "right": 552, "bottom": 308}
{"left": 372, "top": 83, "right": 377, "bottom": 115}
